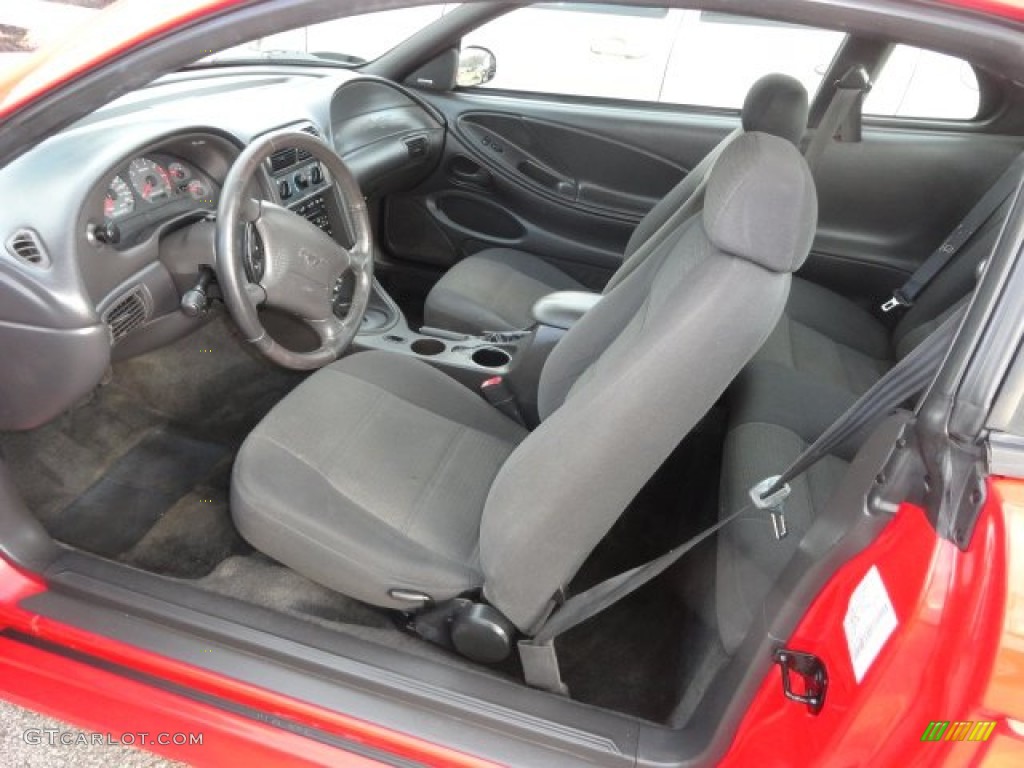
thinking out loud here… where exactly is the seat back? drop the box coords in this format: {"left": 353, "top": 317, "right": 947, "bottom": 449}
{"left": 479, "top": 133, "right": 819, "bottom": 632}
{"left": 605, "top": 74, "right": 809, "bottom": 295}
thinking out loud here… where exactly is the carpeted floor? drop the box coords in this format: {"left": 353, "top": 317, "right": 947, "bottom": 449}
{"left": 0, "top": 312, "right": 298, "bottom": 579}
{"left": 0, "top": 312, "right": 729, "bottom": 724}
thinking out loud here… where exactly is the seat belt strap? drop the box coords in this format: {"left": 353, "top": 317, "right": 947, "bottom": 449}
{"left": 804, "top": 66, "right": 871, "bottom": 173}
{"left": 882, "top": 152, "right": 1024, "bottom": 313}
{"left": 519, "top": 303, "right": 966, "bottom": 695}
{"left": 518, "top": 505, "right": 749, "bottom": 693}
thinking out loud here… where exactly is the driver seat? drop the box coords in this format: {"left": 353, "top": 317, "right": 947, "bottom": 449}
{"left": 231, "top": 132, "right": 817, "bottom": 638}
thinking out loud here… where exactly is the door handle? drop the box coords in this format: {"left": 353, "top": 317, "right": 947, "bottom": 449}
{"left": 448, "top": 155, "right": 493, "bottom": 188}
{"left": 517, "top": 160, "right": 577, "bottom": 199}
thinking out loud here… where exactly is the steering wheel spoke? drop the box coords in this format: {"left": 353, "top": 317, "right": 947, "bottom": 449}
{"left": 307, "top": 314, "right": 349, "bottom": 352}
{"left": 215, "top": 129, "right": 374, "bottom": 371}
{"left": 245, "top": 281, "right": 267, "bottom": 308}
{"left": 240, "top": 197, "right": 263, "bottom": 223}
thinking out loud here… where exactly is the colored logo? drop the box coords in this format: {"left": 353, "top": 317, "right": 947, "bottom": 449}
{"left": 921, "top": 721, "right": 996, "bottom": 742}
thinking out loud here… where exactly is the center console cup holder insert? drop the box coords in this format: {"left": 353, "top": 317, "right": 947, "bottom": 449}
{"left": 411, "top": 338, "right": 446, "bottom": 356}
{"left": 471, "top": 347, "right": 511, "bottom": 368}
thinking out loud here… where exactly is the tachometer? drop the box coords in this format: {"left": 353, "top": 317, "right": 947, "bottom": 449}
{"left": 104, "top": 175, "right": 135, "bottom": 220}
{"left": 167, "top": 161, "right": 191, "bottom": 183}
{"left": 128, "top": 157, "right": 173, "bottom": 203}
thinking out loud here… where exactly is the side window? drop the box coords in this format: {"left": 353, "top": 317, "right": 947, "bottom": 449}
{"left": 863, "top": 45, "right": 980, "bottom": 120}
{"left": 659, "top": 13, "right": 845, "bottom": 108}
{"left": 461, "top": 6, "right": 846, "bottom": 107}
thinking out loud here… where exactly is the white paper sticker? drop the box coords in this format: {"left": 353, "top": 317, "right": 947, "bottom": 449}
{"left": 843, "top": 565, "right": 898, "bottom": 683}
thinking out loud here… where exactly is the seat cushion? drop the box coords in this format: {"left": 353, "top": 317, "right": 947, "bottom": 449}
{"left": 424, "top": 248, "right": 586, "bottom": 335}
{"left": 232, "top": 351, "right": 527, "bottom": 609}
{"left": 754, "top": 277, "right": 892, "bottom": 396}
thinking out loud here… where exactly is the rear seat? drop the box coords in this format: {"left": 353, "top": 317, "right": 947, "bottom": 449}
{"left": 714, "top": 191, "right": 1011, "bottom": 654}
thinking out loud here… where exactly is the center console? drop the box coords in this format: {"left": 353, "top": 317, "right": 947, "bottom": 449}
{"left": 351, "top": 299, "right": 529, "bottom": 389}
{"left": 346, "top": 283, "right": 602, "bottom": 427}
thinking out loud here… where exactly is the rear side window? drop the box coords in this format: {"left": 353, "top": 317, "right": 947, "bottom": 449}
{"left": 461, "top": 7, "right": 845, "bottom": 107}
{"left": 864, "top": 45, "right": 980, "bottom": 120}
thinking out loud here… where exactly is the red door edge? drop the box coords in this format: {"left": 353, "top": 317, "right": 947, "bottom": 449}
{"left": 721, "top": 479, "right": 1024, "bottom": 767}
{"left": 0, "top": 559, "right": 499, "bottom": 767}
{"left": 0, "top": 634, "right": 388, "bottom": 767}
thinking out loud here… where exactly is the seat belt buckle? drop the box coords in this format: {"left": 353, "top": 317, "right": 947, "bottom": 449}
{"left": 750, "top": 476, "right": 791, "bottom": 541}
{"left": 480, "top": 376, "right": 524, "bottom": 424}
{"left": 881, "top": 290, "right": 911, "bottom": 314}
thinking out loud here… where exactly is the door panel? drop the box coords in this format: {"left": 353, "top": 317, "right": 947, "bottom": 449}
{"left": 382, "top": 88, "right": 1024, "bottom": 308}
{"left": 381, "top": 91, "right": 736, "bottom": 287}
{"left": 804, "top": 126, "right": 1024, "bottom": 303}
{"left": 457, "top": 112, "right": 685, "bottom": 217}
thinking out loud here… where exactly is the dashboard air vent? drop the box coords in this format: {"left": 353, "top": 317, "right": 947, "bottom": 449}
{"left": 267, "top": 125, "right": 323, "bottom": 173}
{"left": 269, "top": 147, "right": 298, "bottom": 173}
{"left": 296, "top": 125, "right": 322, "bottom": 162}
{"left": 104, "top": 288, "right": 149, "bottom": 343}
{"left": 6, "top": 229, "right": 50, "bottom": 268}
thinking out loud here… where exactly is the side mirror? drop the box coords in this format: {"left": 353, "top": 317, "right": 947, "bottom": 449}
{"left": 456, "top": 46, "right": 496, "bottom": 88}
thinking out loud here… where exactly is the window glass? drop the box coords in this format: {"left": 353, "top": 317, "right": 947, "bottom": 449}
{"left": 0, "top": 2, "right": 460, "bottom": 73}
{"left": 201, "top": 4, "right": 456, "bottom": 66}
{"left": 864, "top": 45, "right": 980, "bottom": 119}
{"left": 462, "top": 7, "right": 845, "bottom": 107}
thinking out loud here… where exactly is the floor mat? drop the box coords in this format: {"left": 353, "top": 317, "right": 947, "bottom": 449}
{"left": 46, "top": 429, "right": 228, "bottom": 557}
{"left": 119, "top": 459, "right": 252, "bottom": 579}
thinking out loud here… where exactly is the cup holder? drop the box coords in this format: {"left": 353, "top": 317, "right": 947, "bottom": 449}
{"left": 472, "top": 347, "right": 511, "bottom": 368}
{"left": 411, "top": 338, "right": 446, "bottom": 356}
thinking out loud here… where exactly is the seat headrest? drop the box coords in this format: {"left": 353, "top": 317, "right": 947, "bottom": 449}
{"left": 703, "top": 132, "right": 817, "bottom": 274}
{"left": 742, "top": 73, "right": 809, "bottom": 146}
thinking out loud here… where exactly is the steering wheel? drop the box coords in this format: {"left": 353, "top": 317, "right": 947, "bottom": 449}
{"left": 216, "top": 129, "right": 373, "bottom": 370}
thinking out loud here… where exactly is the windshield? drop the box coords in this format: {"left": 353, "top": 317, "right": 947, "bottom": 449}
{"left": 0, "top": 1, "right": 456, "bottom": 82}
{"left": 1, "top": 0, "right": 117, "bottom": 70}
{"left": 196, "top": 4, "right": 457, "bottom": 67}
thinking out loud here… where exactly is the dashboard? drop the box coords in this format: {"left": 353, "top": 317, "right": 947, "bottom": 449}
{"left": 0, "top": 70, "right": 445, "bottom": 431}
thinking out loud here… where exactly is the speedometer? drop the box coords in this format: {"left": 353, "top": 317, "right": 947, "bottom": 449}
{"left": 104, "top": 175, "right": 135, "bottom": 220}
{"left": 128, "top": 157, "right": 173, "bottom": 203}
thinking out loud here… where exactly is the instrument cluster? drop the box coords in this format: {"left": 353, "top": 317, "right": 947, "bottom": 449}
{"left": 101, "top": 153, "right": 218, "bottom": 245}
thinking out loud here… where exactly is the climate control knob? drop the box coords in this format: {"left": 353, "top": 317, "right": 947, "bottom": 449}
{"left": 294, "top": 171, "right": 309, "bottom": 190}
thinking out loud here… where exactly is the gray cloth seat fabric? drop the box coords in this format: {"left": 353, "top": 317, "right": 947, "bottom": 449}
{"left": 233, "top": 132, "right": 818, "bottom": 632}
{"left": 232, "top": 350, "right": 527, "bottom": 609}
{"left": 714, "top": 184, "right": 1007, "bottom": 654}
{"left": 421, "top": 247, "right": 586, "bottom": 334}
{"left": 423, "top": 73, "right": 810, "bottom": 336}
